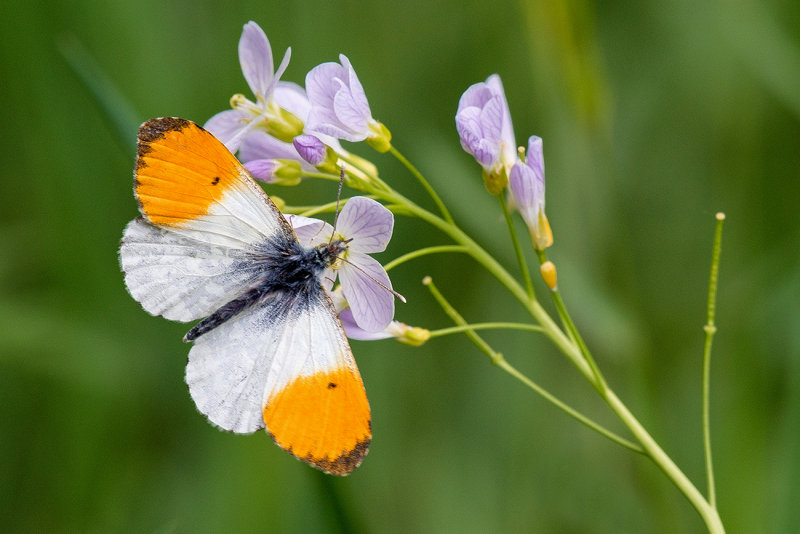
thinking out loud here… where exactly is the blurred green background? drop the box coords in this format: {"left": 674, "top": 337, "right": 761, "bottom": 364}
{"left": 2, "top": 0, "right": 798, "bottom": 532}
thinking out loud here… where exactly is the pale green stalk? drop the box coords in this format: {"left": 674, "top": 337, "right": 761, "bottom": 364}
{"left": 376, "top": 187, "right": 725, "bottom": 532}
{"left": 703, "top": 213, "right": 726, "bottom": 507}
{"left": 383, "top": 245, "right": 469, "bottom": 272}
{"left": 388, "top": 146, "right": 455, "bottom": 224}
{"left": 424, "top": 277, "right": 643, "bottom": 454}
{"left": 498, "top": 194, "right": 535, "bottom": 299}
{"left": 429, "top": 322, "right": 545, "bottom": 337}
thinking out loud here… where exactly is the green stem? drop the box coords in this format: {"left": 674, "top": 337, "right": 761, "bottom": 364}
{"left": 378, "top": 189, "right": 593, "bottom": 381}
{"left": 302, "top": 171, "right": 344, "bottom": 182}
{"left": 424, "top": 277, "right": 643, "bottom": 454}
{"left": 604, "top": 390, "right": 725, "bottom": 533}
{"left": 703, "top": 213, "right": 725, "bottom": 508}
{"left": 429, "top": 322, "right": 544, "bottom": 337}
{"left": 498, "top": 194, "right": 535, "bottom": 299}
{"left": 536, "top": 249, "right": 606, "bottom": 392}
{"left": 373, "top": 181, "right": 723, "bottom": 531}
{"left": 388, "top": 146, "right": 455, "bottom": 225}
{"left": 383, "top": 245, "right": 469, "bottom": 272}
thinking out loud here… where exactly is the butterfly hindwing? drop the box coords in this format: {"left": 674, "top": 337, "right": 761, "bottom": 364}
{"left": 185, "top": 288, "right": 371, "bottom": 475}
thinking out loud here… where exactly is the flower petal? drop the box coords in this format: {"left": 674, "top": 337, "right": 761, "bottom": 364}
{"left": 336, "top": 197, "right": 393, "bottom": 253}
{"left": 332, "top": 89, "right": 370, "bottom": 141}
{"left": 239, "top": 21, "right": 274, "bottom": 100}
{"left": 525, "top": 135, "right": 544, "bottom": 179}
{"left": 305, "top": 62, "right": 343, "bottom": 121}
{"left": 284, "top": 214, "right": 333, "bottom": 247}
{"left": 305, "top": 57, "right": 375, "bottom": 142}
{"left": 204, "top": 110, "right": 251, "bottom": 151}
{"left": 509, "top": 159, "right": 544, "bottom": 228}
{"left": 238, "top": 131, "right": 315, "bottom": 172}
{"left": 274, "top": 82, "right": 311, "bottom": 119}
{"left": 263, "top": 46, "right": 292, "bottom": 101}
{"left": 457, "top": 81, "right": 493, "bottom": 111}
{"left": 339, "top": 253, "right": 394, "bottom": 332}
{"left": 338, "top": 309, "right": 394, "bottom": 340}
{"left": 244, "top": 159, "right": 279, "bottom": 183}
{"left": 340, "top": 54, "right": 372, "bottom": 121}
{"left": 293, "top": 135, "right": 327, "bottom": 165}
{"left": 485, "top": 74, "right": 516, "bottom": 163}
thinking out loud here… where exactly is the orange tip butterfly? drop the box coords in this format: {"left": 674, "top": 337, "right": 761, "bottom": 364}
{"left": 120, "top": 117, "right": 370, "bottom": 475}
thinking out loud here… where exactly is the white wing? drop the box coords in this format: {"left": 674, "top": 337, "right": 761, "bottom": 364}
{"left": 185, "top": 289, "right": 371, "bottom": 475}
{"left": 120, "top": 217, "right": 265, "bottom": 322}
{"left": 121, "top": 117, "right": 296, "bottom": 322}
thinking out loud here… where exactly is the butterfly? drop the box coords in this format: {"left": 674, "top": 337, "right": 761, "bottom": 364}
{"left": 119, "top": 117, "right": 371, "bottom": 475}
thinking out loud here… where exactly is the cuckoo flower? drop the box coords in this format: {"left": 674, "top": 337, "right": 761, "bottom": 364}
{"left": 287, "top": 197, "right": 396, "bottom": 332}
{"left": 305, "top": 55, "right": 392, "bottom": 151}
{"left": 456, "top": 74, "right": 517, "bottom": 194}
{"left": 205, "top": 21, "right": 302, "bottom": 151}
{"left": 509, "top": 136, "right": 552, "bottom": 250}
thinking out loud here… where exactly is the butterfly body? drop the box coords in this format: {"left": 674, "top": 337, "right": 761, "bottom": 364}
{"left": 183, "top": 235, "right": 347, "bottom": 342}
{"left": 120, "top": 117, "right": 370, "bottom": 475}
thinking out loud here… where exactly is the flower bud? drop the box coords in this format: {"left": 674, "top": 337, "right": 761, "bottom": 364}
{"left": 293, "top": 135, "right": 327, "bottom": 166}
{"left": 482, "top": 167, "right": 508, "bottom": 195}
{"left": 395, "top": 326, "right": 431, "bottom": 347}
{"left": 266, "top": 108, "right": 305, "bottom": 143}
{"left": 365, "top": 121, "right": 392, "bottom": 153}
{"left": 540, "top": 260, "right": 557, "bottom": 290}
{"left": 244, "top": 158, "right": 302, "bottom": 186}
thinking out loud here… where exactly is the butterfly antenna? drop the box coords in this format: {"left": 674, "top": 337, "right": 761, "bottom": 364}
{"left": 338, "top": 256, "right": 407, "bottom": 303}
{"left": 329, "top": 165, "right": 346, "bottom": 245}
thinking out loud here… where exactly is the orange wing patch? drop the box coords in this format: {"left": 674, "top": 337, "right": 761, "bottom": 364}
{"left": 135, "top": 117, "right": 246, "bottom": 227}
{"left": 263, "top": 367, "right": 372, "bottom": 476}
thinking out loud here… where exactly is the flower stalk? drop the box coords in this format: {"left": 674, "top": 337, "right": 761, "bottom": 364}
{"left": 199, "top": 22, "right": 729, "bottom": 531}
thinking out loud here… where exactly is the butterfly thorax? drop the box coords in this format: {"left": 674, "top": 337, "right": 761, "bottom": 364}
{"left": 183, "top": 234, "right": 347, "bottom": 342}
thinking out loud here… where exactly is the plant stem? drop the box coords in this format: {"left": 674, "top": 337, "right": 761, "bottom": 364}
{"left": 388, "top": 146, "right": 455, "bottom": 225}
{"left": 383, "top": 245, "right": 469, "bottom": 272}
{"left": 424, "top": 277, "right": 643, "bottom": 454}
{"left": 378, "top": 189, "right": 594, "bottom": 381}
{"left": 377, "top": 185, "right": 724, "bottom": 532}
{"left": 498, "top": 194, "right": 535, "bottom": 299}
{"left": 429, "top": 322, "right": 544, "bottom": 337}
{"left": 703, "top": 213, "right": 726, "bottom": 507}
{"left": 603, "top": 390, "right": 725, "bottom": 533}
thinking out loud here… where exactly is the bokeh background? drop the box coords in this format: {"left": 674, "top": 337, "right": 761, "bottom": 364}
{"left": 2, "top": 0, "right": 798, "bottom": 532}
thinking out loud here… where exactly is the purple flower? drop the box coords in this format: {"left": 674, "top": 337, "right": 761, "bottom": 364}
{"left": 328, "top": 290, "right": 428, "bottom": 345}
{"left": 292, "top": 135, "right": 327, "bottom": 166}
{"left": 456, "top": 74, "right": 517, "bottom": 193}
{"left": 287, "top": 197, "right": 396, "bottom": 332}
{"left": 205, "top": 21, "right": 301, "bottom": 151}
{"left": 243, "top": 158, "right": 301, "bottom": 186}
{"left": 305, "top": 55, "right": 391, "bottom": 150}
{"left": 509, "top": 136, "right": 552, "bottom": 250}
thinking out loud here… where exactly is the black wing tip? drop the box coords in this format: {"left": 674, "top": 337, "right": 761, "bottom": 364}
{"left": 137, "top": 117, "right": 194, "bottom": 143}
{"left": 275, "top": 435, "right": 371, "bottom": 476}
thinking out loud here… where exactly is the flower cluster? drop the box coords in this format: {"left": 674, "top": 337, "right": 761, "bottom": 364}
{"left": 205, "top": 22, "right": 404, "bottom": 340}
{"left": 205, "top": 22, "right": 391, "bottom": 186}
{"left": 206, "top": 22, "right": 553, "bottom": 343}
{"left": 456, "top": 75, "right": 552, "bottom": 250}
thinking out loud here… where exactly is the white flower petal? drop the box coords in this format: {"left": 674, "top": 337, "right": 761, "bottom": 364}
{"left": 204, "top": 109, "right": 251, "bottom": 152}
{"left": 238, "top": 21, "right": 273, "bottom": 100}
{"left": 339, "top": 253, "right": 394, "bottom": 332}
{"left": 336, "top": 197, "right": 393, "bottom": 253}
